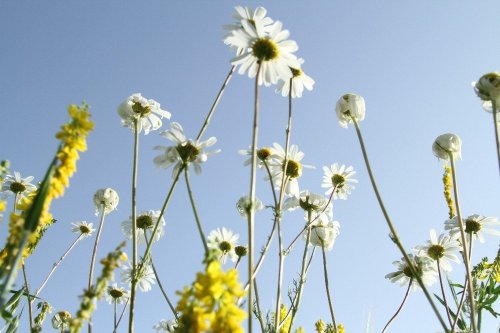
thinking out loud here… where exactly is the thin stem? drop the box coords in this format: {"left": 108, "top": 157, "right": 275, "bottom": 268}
{"left": 351, "top": 116, "right": 448, "bottom": 332}
{"left": 381, "top": 279, "right": 412, "bottom": 333}
{"left": 247, "top": 62, "right": 263, "bottom": 333}
{"left": 450, "top": 278, "right": 468, "bottom": 333}
{"left": 87, "top": 205, "right": 107, "bottom": 333}
{"left": 321, "top": 245, "right": 337, "bottom": 330}
{"left": 13, "top": 193, "right": 18, "bottom": 214}
{"left": 253, "top": 278, "right": 266, "bottom": 333}
{"left": 22, "top": 264, "right": 33, "bottom": 331}
{"left": 196, "top": 65, "right": 236, "bottom": 141}
{"left": 449, "top": 156, "right": 477, "bottom": 333}
{"left": 113, "top": 298, "right": 130, "bottom": 333}
{"left": 274, "top": 205, "right": 285, "bottom": 332}
{"left": 114, "top": 300, "right": 117, "bottom": 332}
{"left": 36, "top": 234, "right": 82, "bottom": 296}
{"left": 437, "top": 259, "right": 453, "bottom": 327}
{"left": 263, "top": 161, "right": 279, "bottom": 207}
{"left": 128, "top": 118, "right": 140, "bottom": 333}
{"left": 184, "top": 168, "right": 209, "bottom": 254}
{"left": 491, "top": 100, "right": 500, "bottom": 177}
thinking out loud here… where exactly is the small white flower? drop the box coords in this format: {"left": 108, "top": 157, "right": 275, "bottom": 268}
{"left": 268, "top": 143, "right": 314, "bottom": 197}
{"left": 105, "top": 283, "right": 129, "bottom": 304}
{"left": 117, "top": 93, "right": 171, "bottom": 135}
{"left": 154, "top": 319, "right": 178, "bottom": 333}
{"left": 276, "top": 58, "right": 315, "bottom": 98}
{"left": 432, "top": 133, "right": 462, "bottom": 161}
{"left": 283, "top": 190, "right": 332, "bottom": 222}
{"left": 121, "top": 261, "right": 156, "bottom": 292}
{"left": 121, "top": 210, "right": 165, "bottom": 244}
{"left": 474, "top": 72, "right": 500, "bottom": 105}
{"left": 385, "top": 254, "right": 438, "bottom": 291}
{"left": 445, "top": 214, "right": 500, "bottom": 243}
{"left": 416, "top": 229, "right": 461, "bottom": 272}
{"left": 306, "top": 218, "right": 340, "bottom": 251}
{"left": 93, "top": 188, "right": 119, "bottom": 215}
{"left": 207, "top": 227, "right": 239, "bottom": 264}
{"left": 321, "top": 163, "right": 358, "bottom": 200}
{"left": 1, "top": 171, "right": 36, "bottom": 198}
{"left": 154, "top": 122, "right": 220, "bottom": 178}
{"left": 236, "top": 195, "right": 264, "bottom": 218}
{"left": 238, "top": 146, "right": 274, "bottom": 168}
{"left": 51, "top": 311, "right": 72, "bottom": 329}
{"left": 335, "top": 93, "right": 366, "bottom": 128}
{"left": 71, "top": 221, "right": 95, "bottom": 238}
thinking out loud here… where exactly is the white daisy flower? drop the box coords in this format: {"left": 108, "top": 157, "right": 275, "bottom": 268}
{"left": 154, "top": 319, "right": 178, "bottom": 333}
{"left": 71, "top": 221, "right": 95, "bottom": 238}
{"left": 444, "top": 214, "right": 500, "bottom": 243}
{"left": 416, "top": 229, "right": 461, "bottom": 272}
{"left": 268, "top": 143, "right": 314, "bottom": 197}
{"left": 306, "top": 218, "right": 340, "bottom": 251}
{"left": 121, "top": 261, "right": 156, "bottom": 293}
{"left": 225, "top": 19, "right": 299, "bottom": 86}
{"left": 207, "top": 227, "right": 239, "bottom": 264}
{"left": 385, "top": 254, "right": 438, "bottom": 291}
{"left": 321, "top": 163, "right": 358, "bottom": 200}
{"left": 1, "top": 171, "right": 36, "bottom": 198}
{"left": 283, "top": 190, "right": 332, "bottom": 222}
{"left": 236, "top": 195, "right": 264, "bottom": 218}
{"left": 154, "top": 122, "right": 220, "bottom": 178}
{"left": 335, "top": 93, "right": 366, "bottom": 128}
{"left": 238, "top": 146, "right": 274, "bottom": 168}
{"left": 276, "top": 58, "right": 315, "bottom": 98}
{"left": 432, "top": 133, "right": 462, "bottom": 161}
{"left": 117, "top": 93, "right": 171, "bottom": 135}
{"left": 93, "top": 188, "right": 119, "bottom": 216}
{"left": 105, "top": 283, "right": 129, "bottom": 305}
{"left": 121, "top": 210, "right": 165, "bottom": 244}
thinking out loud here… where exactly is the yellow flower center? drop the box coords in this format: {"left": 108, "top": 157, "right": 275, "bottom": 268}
{"left": 403, "top": 263, "right": 423, "bottom": 279}
{"left": 235, "top": 245, "right": 247, "bottom": 257}
{"left": 252, "top": 38, "right": 279, "bottom": 61}
{"left": 176, "top": 142, "right": 200, "bottom": 163}
{"left": 427, "top": 244, "right": 445, "bottom": 260}
{"left": 219, "top": 241, "right": 232, "bottom": 252}
{"left": 257, "top": 148, "right": 271, "bottom": 161}
{"left": 79, "top": 225, "right": 91, "bottom": 234}
{"left": 332, "top": 174, "right": 345, "bottom": 188}
{"left": 290, "top": 67, "right": 302, "bottom": 77}
{"left": 109, "top": 288, "right": 125, "bottom": 299}
{"left": 284, "top": 160, "right": 301, "bottom": 178}
{"left": 299, "top": 195, "right": 321, "bottom": 212}
{"left": 132, "top": 102, "right": 151, "bottom": 117}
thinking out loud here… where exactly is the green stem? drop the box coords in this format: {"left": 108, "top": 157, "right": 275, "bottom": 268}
{"left": 381, "top": 279, "right": 412, "bottom": 333}
{"left": 491, "top": 100, "right": 500, "bottom": 177}
{"left": 253, "top": 278, "right": 266, "bottom": 333}
{"left": 321, "top": 244, "right": 337, "bottom": 330}
{"left": 128, "top": 119, "right": 140, "bottom": 333}
{"left": 449, "top": 156, "right": 477, "bottom": 333}
{"left": 184, "top": 169, "right": 209, "bottom": 254}
{"left": 351, "top": 116, "right": 448, "bottom": 332}
{"left": 22, "top": 264, "right": 33, "bottom": 332}
{"left": 437, "top": 259, "right": 453, "bottom": 327}
{"left": 113, "top": 298, "right": 129, "bottom": 333}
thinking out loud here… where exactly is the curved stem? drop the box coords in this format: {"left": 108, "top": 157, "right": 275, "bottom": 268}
{"left": 128, "top": 119, "right": 140, "bottom": 333}
{"left": 321, "top": 245, "right": 337, "bottom": 330}
{"left": 87, "top": 206, "right": 107, "bottom": 333}
{"left": 184, "top": 169, "right": 209, "bottom": 254}
{"left": 381, "top": 279, "right": 412, "bottom": 333}
{"left": 449, "top": 156, "right": 477, "bottom": 333}
{"left": 351, "top": 116, "right": 448, "bottom": 332}
{"left": 437, "top": 259, "right": 453, "bottom": 327}
{"left": 491, "top": 100, "right": 500, "bottom": 177}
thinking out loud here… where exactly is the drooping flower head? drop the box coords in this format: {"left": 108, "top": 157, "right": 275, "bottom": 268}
{"left": 225, "top": 13, "right": 300, "bottom": 86}
{"left": 238, "top": 146, "right": 274, "bottom": 168}
{"left": 283, "top": 190, "right": 332, "bottom": 223}
{"left": 474, "top": 72, "right": 500, "bottom": 105}
{"left": 71, "top": 221, "right": 95, "bottom": 238}
{"left": 1, "top": 171, "right": 36, "bottom": 198}
{"left": 432, "top": 133, "right": 462, "bottom": 161}
{"left": 207, "top": 227, "right": 239, "bottom": 264}
{"left": 105, "top": 283, "right": 129, "bottom": 304}
{"left": 445, "top": 214, "right": 500, "bottom": 243}
{"left": 93, "top": 188, "right": 119, "bottom": 215}
{"left": 416, "top": 229, "right": 461, "bottom": 272}
{"left": 385, "top": 254, "right": 438, "bottom": 291}
{"left": 306, "top": 217, "right": 340, "bottom": 251}
{"left": 321, "top": 163, "right": 358, "bottom": 200}
{"left": 154, "top": 122, "right": 220, "bottom": 178}
{"left": 154, "top": 319, "right": 178, "bottom": 333}
{"left": 335, "top": 93, "right": 366, "bottom": 128}
{"left": 51, "top": 311, "right": 72, "bottom": 330}
{"left": 236, "top": 195, "right": 264, "bottom": 218}
{"left": 117, "top": 93, "right": 171, "bottom": 135}
{"left": 121, "top": 210, "right": 165, "bottom": 244}
{"left": 276, "top": 58, "right": 315, "bottom": 98}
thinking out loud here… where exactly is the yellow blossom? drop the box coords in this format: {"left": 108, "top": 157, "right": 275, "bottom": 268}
{"left": 442, "top": 165, "right": 455, "bottom": 219}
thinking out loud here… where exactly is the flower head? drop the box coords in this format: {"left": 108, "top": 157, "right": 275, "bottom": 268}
{"left": 207, "top": 227, "right": 239, "bottom": 264}
{"left": 335, "top": 93, "right": 366, "bottom": 128}
{"left": 236, "top": 195, "right": 264, "bottom": 218}
{"left": 238, "top": 146, "right": 274, "bottom": 168}
{"left": 121, "top": 210, "right": 165, "bottom": 244}
{"left": 416, "top": 229, "right": 461, "bottom": 272}
{"left": 121, "top": 261, "right": 156, "bottom": 292}
{"left": 154, "top": 319, "right": 178, "bottom": 333}
{"left": 1, "top": 171, "right": 36, "bottom": 198}
{"left": 306, "top": 218, "right": 340, "bottom": 251}
{"left": 225, "top": 17, "right": 299, "bottom": 86}
{"left": 321, "top": 163, "right": 358, "bottom": 200}
{"left": 474, "top": 72, "right": 500, "bottom": 105}
{"left": 117, "top": 93, "right": 171, "bottom": 135}
{"left": 445, "top": 214, "right": 500, "bottom": 243}
{"left": 71, "top": 221, "right": 95, "bottom": 238}
{"left": 105, "top": 283, "right": 129, "bottom": 304}
{"left": 154, "top": 122, "right": 220, "bottom": 178}
{"left": 276, "top": 58, "right": 315, "bottom": 98}
{"left": 432, "top": 133, "right": 462, "bottom": 161}
{"left": 385, "top": 254, "right": 438, "bottom": 291}
{"left": 93, "top": 188, "right": 119, "bottom": 215}
{"left": 283, "top": 190, "right": 332, "bottom": 223}
{"left": 51, "top": 310, "right": 72, "bottom": 329}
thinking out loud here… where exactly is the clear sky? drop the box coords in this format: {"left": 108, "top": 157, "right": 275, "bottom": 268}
{"left": 1, "top": 1, "right": 500, "bottom": 332}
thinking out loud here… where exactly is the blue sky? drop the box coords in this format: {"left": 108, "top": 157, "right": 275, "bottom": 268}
{"left": 1, "top": 1, "right": 500, "bottom": 332}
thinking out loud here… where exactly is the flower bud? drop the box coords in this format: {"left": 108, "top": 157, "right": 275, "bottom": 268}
{"left": 474, "top": 72, "right": 500, "bottom": 105}
{"left": 93, "top": 188, "right": 119, "bottom": 215}
{"left": 335, "top": 93, "right": 366, "bottom": 128}
{"left": 432, "top": 133, "right": 462, "bottom": 161}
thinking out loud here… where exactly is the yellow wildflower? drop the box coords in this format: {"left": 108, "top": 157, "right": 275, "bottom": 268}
{"left": 315, "top": 320, "right": 326, "bottom": 333}
{"left": 442, "top": 165, "right": 455, "bottom": 219}
{"left": 337, "top": 323, "right": 345, "bottom": 333}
